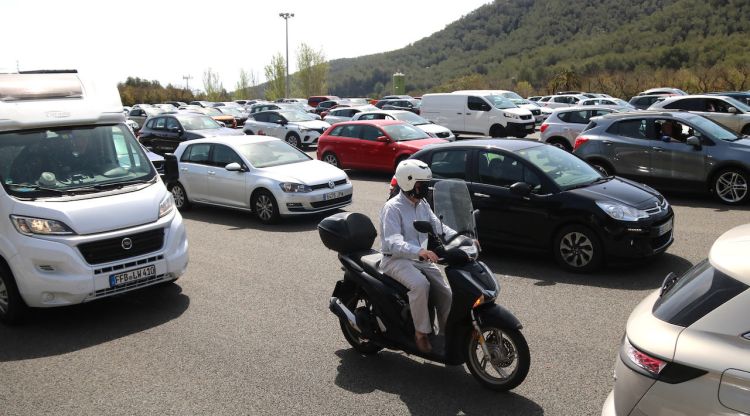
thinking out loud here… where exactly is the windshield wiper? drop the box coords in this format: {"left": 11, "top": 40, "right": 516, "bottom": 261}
{"left": 564, "top": 176, "right": 612, "bottom": 191}
{"left": 5, "top": 183, "right": 67, "bottom": 195}
{"left": 92, "top": 178, "right": 154, "bottom": 190}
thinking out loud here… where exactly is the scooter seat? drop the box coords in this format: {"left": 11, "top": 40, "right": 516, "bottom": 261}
{"left": 354, "top": 250, "right": 409, "bottom": 295}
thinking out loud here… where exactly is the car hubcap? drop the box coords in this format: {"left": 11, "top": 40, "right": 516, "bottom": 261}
{"left": 287, "top": 136, "right": 299, "bottom": 147}
{"left": 716, "top": 172, "right": 748, "bottom": 203}
{"left": 594, "top": 165, "right": 609, "bottom": 176}
{"left": 256, "top": 195, "right": 274, "bottom": 221}
{"left": 0, "top": 279, "right": 8, "bottom": 314}
{"left": 171, "top": 186, "right": 185, "bottom": 207}
{"left": 324, "top": 155, "right": 338, "bottom": 166}
{"left": 471, "top": 328, "right": 518, "bottom": 381}
{"left": 560, "top": 232, "right": 594, "bottom": 268}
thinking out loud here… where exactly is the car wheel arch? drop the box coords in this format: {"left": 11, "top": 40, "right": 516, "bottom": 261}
{"left": 548, "top": 218, "right": 605, "bottom": 251}
{"left": 546, "top": 136, "right": 572, "bottom": 150}
{"left": 708, "top": 163, "right": 750, "bottom": 189}
{"left": 585, "top": 157, "right": 615, "bottom": 175}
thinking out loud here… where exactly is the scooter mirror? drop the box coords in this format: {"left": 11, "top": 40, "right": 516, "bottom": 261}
{"left": 413, "top": 220, "right": 433, "bottom": 234}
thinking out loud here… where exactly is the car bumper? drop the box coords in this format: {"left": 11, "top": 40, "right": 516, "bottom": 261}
{"left": 9, "top": 212, "right": 189, "bottom": 308}
{"left": 301, "top": 131, "right": 323, "bottom": 145}
{"left": 276, "top": 183, "right": 353, "bottom": 215}
{"left": 601, "top": 391, "right": 616, "bottom": 416}
{"left": 507, "top": 121, "right": 536, "bottom": 137}
{"left": 600, "top": 214, "right": 674, "bottom": 259}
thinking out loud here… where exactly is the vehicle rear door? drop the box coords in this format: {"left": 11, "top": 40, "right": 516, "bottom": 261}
{"left": 603, "top": 118, "right": 653, "bottom": 181}
{"left": 207, "top": 144, "right": 248, "bottom": 207}
{"left": 333, "top": 124, "right": 362, "bottom": 168}
{"left": 466, "top": 96, "right": 492, "bottom": 135}
{"left": 265, "top": 112, "right": 287, "bottom": 138}
{"left": 357, "top": 124, "right": 394, "bottom": 170}
{"left": 179, "top": 143, "right": 211, "bottom": 201}
{"left": 704, "top": 98, "right": 742, "bottom": 133}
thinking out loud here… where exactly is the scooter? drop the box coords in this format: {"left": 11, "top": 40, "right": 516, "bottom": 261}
{"left": 318, "top": 179, "right": 530, "bottom": 391}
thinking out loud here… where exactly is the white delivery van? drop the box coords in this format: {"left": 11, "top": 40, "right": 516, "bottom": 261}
{"left": 420, "top": 93, "right": 535, "bottom": 138}
{"left": 453, "top": 90, "right": 547, "bottom": 124}
{"left": 0, "top": 70, "right": 189, "bottom": 324}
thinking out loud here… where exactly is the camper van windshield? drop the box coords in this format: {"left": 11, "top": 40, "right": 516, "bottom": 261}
{"left": 485, "top": 95, "right": 517, "bottom": 110}
{"left": 0, "top": 124, "right": 156, "bottom": 198}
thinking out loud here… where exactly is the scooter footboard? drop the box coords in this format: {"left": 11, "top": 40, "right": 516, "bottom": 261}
{"left": 476, "top": 304, "right": 523, "bottom": 330}
{"left": 332, "top": 278, "right": 357, "bottom": 300}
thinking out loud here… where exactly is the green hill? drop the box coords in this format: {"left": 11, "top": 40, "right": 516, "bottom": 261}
{"left": 325, "top": 0, "right": 750, "bottom": 98}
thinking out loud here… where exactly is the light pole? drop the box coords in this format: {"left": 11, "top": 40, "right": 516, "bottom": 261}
{"left": 279, "top": 12, "right": 294, "bottom": 99}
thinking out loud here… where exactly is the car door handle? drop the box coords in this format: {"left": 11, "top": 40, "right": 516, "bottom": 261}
{"left": 207, "top": 170, "right": 216, "bottom": 175}
{"left": 180, "top": 167, "right": 188, "bottom": 172}
{"left": 602, "top": 140, "right": 613, "bottom": 145}
{"left": 457, "top": 112, "right": 463, "bottom": 115}
{"left": 473, "top": 192, "right": 490, "bottom": 198}
{"left": 651, "top": 146, "right": 664, "bottom": 151}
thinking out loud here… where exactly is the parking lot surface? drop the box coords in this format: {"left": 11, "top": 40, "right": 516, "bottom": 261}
{"left": 1, "top": 141, "right": 748, "bottom": 415}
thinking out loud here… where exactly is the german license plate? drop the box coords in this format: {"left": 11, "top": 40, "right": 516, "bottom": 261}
{"left": 324, "top": 191, "right": 345, "bottom": 201}
{"left": 525, "top": 124, "right": 534, "bottom": 130}
{"left": 109, "top": 265, "right": 156, "bottom": 288}
{"left": 656, "top": 218, "right": 673, "bottom": 236}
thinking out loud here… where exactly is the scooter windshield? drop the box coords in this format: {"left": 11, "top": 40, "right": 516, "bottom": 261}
{"left": 433, "top": 180, "right": 476, "bottom": 237}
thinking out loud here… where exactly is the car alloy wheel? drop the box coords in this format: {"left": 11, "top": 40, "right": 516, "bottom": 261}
{"left": 715, "top": 170, "right": 748, "bottom": 204}
{"left": 323, "top": 153, "right": 339, "bottom": 167}
{"left": 170, "top": 183, "right": 191, "bottom": 211}
{"left": 0, "top": 277, "right": 8, "bottom": 315}
{"left": 286, "top": 133, "right": 301, "bottom": 148}
{"left": 559, "top": 231, "right": 594, "bottom": 268}
{"left": 253, "top": 190, "right": 279, "bottom": 223}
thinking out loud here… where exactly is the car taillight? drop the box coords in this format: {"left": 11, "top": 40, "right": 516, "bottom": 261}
{"left": 574, "top": 136, "right": 589, "bottom": 149}
{"left": 540, "top": 123, "right": 549, "bottom": 133}
{"left": 625, "top": 340, "right": 666, "bottom": 376}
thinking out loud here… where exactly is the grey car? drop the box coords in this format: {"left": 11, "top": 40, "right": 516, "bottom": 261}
{"left": 601, "top": 223, "right": 750, "bottom": 416}
{"left": 573, "top": 111, "right": 750, "bottom": 204}
{"left": 540, "top": 106, "right": 617, "bottom": 150}
{"left": 649, "top": 94, "right": 750, "bottom": 135}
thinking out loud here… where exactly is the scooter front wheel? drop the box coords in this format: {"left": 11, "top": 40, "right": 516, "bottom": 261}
{"left": 466, "top": 326, "right": 530, "bottom": 391}
{"left": 340, "top": 292, "right": 383, "bottom": 355}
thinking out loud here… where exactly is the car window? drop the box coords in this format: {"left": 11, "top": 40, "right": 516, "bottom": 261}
{"left": 360, "top": 125, "right": 382, "bottom": 141}
{"left": 653, "top": 260, "right": 748, "bottom": 327}
{"left": 253, "top": 113, "right": 268, "bottom": 123}
{"left": 607, "top": 119, "right": 650, "bottom": 140}
{"left": 182, "top": 143, "right": 211, "bottom": 164}
{"left": 154, "top": 117, "right": 166, "bottom": 130}
{"left": 559, "top": 110, "right": 588, "bottom": 124}
{"left": 653, "top": 119, "right": 693, "bottom": 143}
{"left": 211, "top": 144, "right": 243, "bottom": 167}
{"left": 591, "top": 109, "right": 613, "bottom": 117}
{"left": 358, "top": 114, "right": 375, "bottom": 120}
{"left": 267, "top": 113, "right": 283, "bottom": 124}
{"left": 339, "top": 125, "right": 361, "bottom": 139}
{"left": 664, "top": 98, "right": 704, "bottom": 111}
{"left": 145, "top": 119, "right": 155, "bottom": 129}
{"left": 478, "top": 151, "right": 541, "bottom": 189}
{"left": 468, "top": 96, "right": 490, "bottom": 111}
{"left": 429, "top": 150, "right": 468, "bottom": 180}
{"left": 328, "top": 125, "right": 344, "bottom": 137}
{"left": 165, "top": 117, "right": 180, "bottom": 130}
{"left": 706, "top": 99, "right": 732, "bottom": 113}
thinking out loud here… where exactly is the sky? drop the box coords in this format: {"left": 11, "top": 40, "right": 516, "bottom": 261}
{"left": 1, "top": 0, "right": 490, "bottom": 92}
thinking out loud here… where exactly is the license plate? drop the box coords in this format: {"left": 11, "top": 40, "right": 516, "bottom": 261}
{"left": 324, "top": 191, "right": 345, "bottom": 200}
{"left": 656, "top": 218, "right": 673, "bottom": 236}
{"left": 525, "top": 124, "right": 534, "bottom": 130}
{"left": 109, "top": 265, "right": 156, "bottom": 288}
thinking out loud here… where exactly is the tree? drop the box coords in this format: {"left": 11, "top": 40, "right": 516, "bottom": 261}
{"left": 515, "top": 80, "right": 534, "bottom": 98}
{"left": 203, "top": 68, "right": 224, "bottom": 102}
{"left": 295, "top": 43, "right": 328, "bottom": 97}
{"left": 234, "top": 69, "right": 251, "bottom": 100}
{"left": 264, "top": 53, "right": 286, "bottom": 101}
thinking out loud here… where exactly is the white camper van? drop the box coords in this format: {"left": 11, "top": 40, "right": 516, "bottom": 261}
{"left": 420, "top": 92, "right": 535, "bottom": 138}
{"left": 0, "top": 71, "right": 189, "bottom": 323}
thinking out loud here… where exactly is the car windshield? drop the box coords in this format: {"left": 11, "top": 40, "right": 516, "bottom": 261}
{"left": 237, "top": 140, "right": 311, "bottom": 168}
{"left": 500, "top": 92, "right": 524, "bottom": 100}
{"left": 515, "top": 144, "right": 602, "bottom": 190}
{"left": 0, "top": 124, "right": 155, "bottom": 198}
{"left": 177, "top": 115, "right": 221, "bottom": 130}
{"left": 690, "top": 116, "right": 740, "bottom": 141}
{"left": 485, "top": 95, "right": 517, "bottom": 110}
{"left": 279, "top": 111, "right": 316, "bottom": 122}
{"left": 202, "top": 108, "right": 223, "bottom": 116}
{"left": 393, "top": 111, "right": 429, "bottom": 125}
{"left": 144, "top": 107, "right": 165, "bottom": 116}
{"left": 381, "top": 124, "right": 430, "bottom": 141}
{"left": 219, "top": 108, "right": 242, "bottom": 116}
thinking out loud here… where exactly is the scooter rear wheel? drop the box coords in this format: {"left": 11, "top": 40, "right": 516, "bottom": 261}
{"left": 340, "top": 292, "right": 383, "bottom": 355}
{"left": 466, "top": 326, "right": 530, "bottom": 391}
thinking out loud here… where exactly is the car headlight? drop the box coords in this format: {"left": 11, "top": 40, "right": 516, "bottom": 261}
{"left": 159, "top": 193, "right": 175, "bottom": 218}
{"left": 503, "top": 112, "right": 521, "bottom": 120}
{"left": 10, "top": 215, "right": 75, "bottom": 236}
{"left": 279, "top": 182, "right": 312, "bottom": 193}
{"left": 596, "top": 201, "right": 648, "bottom": 221}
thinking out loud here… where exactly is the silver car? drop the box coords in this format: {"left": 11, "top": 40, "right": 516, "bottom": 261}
{"left": 323, "top": 105, "right": 378, "bottom": 125}
{"left": 170, "top": 136, "right": 352, "bottom": 224}
{"left": 540, "top": 106, "right": 617, "bottom": 150}
{"left": 649, "top": 95, "right": 750, "bottom": 135}
{"left": 351, "top": 109, "right": 456, "bottom": 141}
{"left": 580, "top": 98, "right": 636, "bottom": 111}
{"left": 602, "top": 223, "right": 750, "bottom": 416}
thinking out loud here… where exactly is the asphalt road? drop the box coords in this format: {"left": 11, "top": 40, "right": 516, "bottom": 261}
{"left": 2, "top": 139, "right": 749, "bottom": 415}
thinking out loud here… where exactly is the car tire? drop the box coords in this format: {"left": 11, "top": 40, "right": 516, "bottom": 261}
{"left": 170, "top": 182, "right": 192, "bottom": 211}
{"left": 0, "top": 262, "right": 28, "bottom": 325}
{"left": 589, "top": 160, "right": 614, "bottom": 177}
{"left": 252, "top": 189, "right": 280, "bottom": 224}
{"left": 245, "top": 130, "right": 255, "bottom": 135}
{"left": 712, "top": 168, "right": 750, "bottom": 205}
{"left": 742, "top": 125, "right": 750, "bottom": 136}
{"left": 547, "top": 137, "right": 572, "bottom": 151}
{"left": 285, "top": 133, "right": 301, "bottom": 149}
{"left": 322, "top": 152, "right": 340, "bottom": 168}
{"left": 553, "top": 224, "right": 603, "bottom": 273}
{"left": 490, "top": 124, "right": 506, "bottom": 138}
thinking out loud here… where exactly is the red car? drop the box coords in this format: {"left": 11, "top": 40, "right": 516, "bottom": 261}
{"left": 317, "top": 120, "right": 447, "bottom": 172}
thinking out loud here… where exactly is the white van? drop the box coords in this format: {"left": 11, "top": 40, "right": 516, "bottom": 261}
{"left": 420, "top": 93, "right": 535, "bottom": 138}
{"left": 453, "top": 89, "right": 548, "bottom": 124}
{"left": 0, "top": 71, "right": 189, "bottom": 323}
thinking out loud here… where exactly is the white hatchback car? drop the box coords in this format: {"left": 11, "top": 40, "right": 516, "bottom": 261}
{"left": 351, "top": 110, "right": 456, "bottom": 141}
{"left": 602, "top": 223, "right": 750, "bottom": 416}
{"left": 171, "top": 136, "right": 352, "bottom": 223}
{"left": 243, "top": 110, "right": 331, "bottom": 149}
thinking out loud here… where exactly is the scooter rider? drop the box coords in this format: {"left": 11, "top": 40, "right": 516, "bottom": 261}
{"left": 379, "top": 159, "right": 456, "bottom": 353}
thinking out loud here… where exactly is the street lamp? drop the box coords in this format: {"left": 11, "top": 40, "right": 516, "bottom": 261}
{"left": 279, "top": 12, "right": 294, "bottom": 99}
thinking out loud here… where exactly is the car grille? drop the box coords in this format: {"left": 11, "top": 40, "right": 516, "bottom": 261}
{"left": 520, "top": 114, "right": 532, "bottom": 120}
{"left": 310, "top": 194, "right": 352, "bottom": 208}
{"left": 310, "top": 178, "right": 348, "bottom": 190}
{"left": 644, "top": 199, "right": 669, "bottom": 216}
{"left": 652, "top": 230, "right": 672, "bottom": 250}
{"left": 531, "top": 109, "right": 541, "bottom": 116}
{"left": 78, "top": 229, "right": 165, "bottom": 265}
{"left": 436, "top": 131, "right": 451, "bottom": 138}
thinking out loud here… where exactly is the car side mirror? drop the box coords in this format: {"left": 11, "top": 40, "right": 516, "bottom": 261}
{"left": 728, "top": 107, "right": 738, "bottom": 114}
{"left": 686, "top": 136, "right": 701, "bottom": 147}
{"left": 377, "top": 135, "right": 390, "bottom": 143}
{"left": 225, "top": 162, "right": 243, "bottom": 172}
{"left": 510, "top": 182, "right": 532, "bottom": 197}
{"left": 413, "top": 220, "right": 433, "bottom": 234}
{"left": 170, "top": 126, "right": 182, "bottom": 134}
{"left": 163, "top": 154, "right": 179, "bottom": 183}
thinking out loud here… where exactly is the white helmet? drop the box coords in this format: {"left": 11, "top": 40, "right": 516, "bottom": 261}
{"left": 395, "top": 159, "right": 432, "bottom": 192}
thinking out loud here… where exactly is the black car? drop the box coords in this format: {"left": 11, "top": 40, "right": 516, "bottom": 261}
{"left": 138, "top": 112, "right": 244, "bottom": 155}
{"left": 375, "top": 98, "right": 421, "bottom": 114}
{"left": 408, "top": 139, "right": 674, "bottom": 272}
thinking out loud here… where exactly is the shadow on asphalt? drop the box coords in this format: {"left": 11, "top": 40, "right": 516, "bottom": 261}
{"left": 180, "top": 205, "right": 346, "bottom": 233}
{"left": 664, "top": 192, "right": 750, "bottom": 212}
{"left": 0, "top": 282, "right": 189, "bottom": 362}
{"left": 345, "top": 170, "right": 394, "bottom": 184}
{"left": 333, "top": 349, "right": 543, "bottom": 416}
{"left": 479, "top": 250, "right": 694, "bottom": 290}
